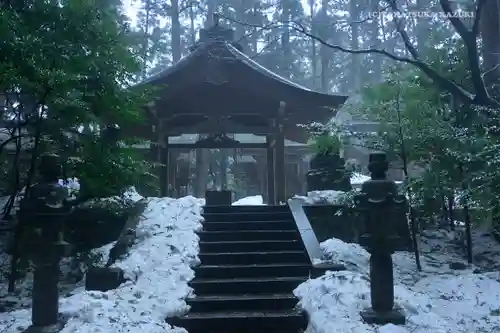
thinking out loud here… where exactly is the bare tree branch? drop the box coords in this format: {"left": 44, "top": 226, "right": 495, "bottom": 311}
{"left": 207, "top": 3, "right": 500, "bottom": 109}
{"left": 439, "top": 0, "right": 473, "bottom": 40}
{"left": 384, "top": 0, "right": 420, "bottom": 59}
{"left": 291, "top": 22, "right": 476, "bottom": 105}
{"left": 439, "top": 0, "right": 491, "bottom": 104}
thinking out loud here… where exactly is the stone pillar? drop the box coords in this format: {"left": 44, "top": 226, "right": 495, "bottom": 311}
{"left": 20, "top": 153, "right": 72, "bottom": 333}
{"left": 355, "top": 152, "right": 406, "bottom": 325}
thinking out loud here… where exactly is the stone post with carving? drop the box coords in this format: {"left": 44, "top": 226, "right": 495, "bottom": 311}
{"left": 354, "top": 152, "right": 406, "bottom": 325}
{"left": 21, "top": 153, "right": 72, "bottom": 332}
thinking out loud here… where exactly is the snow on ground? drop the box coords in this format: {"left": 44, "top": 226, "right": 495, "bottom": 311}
{"left": 0, "top": 196, "right": 204, "bottom": 333}
{"left": 0, "top": 186, "right": 146, "bottom": 312}
{"left": 232, "top": 195, "right": 265, "bottom": 206}
{"left": 296, "top": 230, "right": 500, "bottom": 333}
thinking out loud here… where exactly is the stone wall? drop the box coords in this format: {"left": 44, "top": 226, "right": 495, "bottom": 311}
{"left": 303, "top": 205, "right": 363, "bottom": 243}
{"left": 303, "top": 204, "right": 413, "bottom": 251}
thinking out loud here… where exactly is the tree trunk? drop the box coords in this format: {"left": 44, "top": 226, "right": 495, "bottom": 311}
{"left": 189, "top": 5, "right": 196, "bottom": 45}
{"left": 318, "top": 0, "right": 329, "bottom": 92}
{"left": 141, "top": 0, "right": 151, "bottom": 79}
{"left": 170, "top": 0, "right": 181, "bottom": 62}
{"left": 310, "top": 0, "right": 317, "bottom": 88}
{"left": 281, "top": 0, "right": 292, "bottom": 79}
{"left": 251, "top": 4, "right": 259, "bottom": 55}
{"left": 349, "top": 0, "right": 360, "bottom": 90}
{"left": 480, "top": 2, "right": 500, "bottom": 94}
{"left": 205, "top": 0, "right": 217, "bottom": 27}
{"left": 369, "top": 0, "right": 381, "bottom": 82}
{"left": 235, "top": 0, "right": 248, "bottom": 52}
{"left": 416, "top": 0, "right": 430, "bottom": 53}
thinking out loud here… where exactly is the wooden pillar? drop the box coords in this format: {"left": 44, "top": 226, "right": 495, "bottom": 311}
{"left": 301, "top": 157, "right": 308, "bottom": 195}
{"left": 195, "top": 148, "right": 208, "bottom": 197}
{"left": 275, "top": 101, "right": 286, "bottom": 204}
{"left": 266, "top": 135, "right": 275, "bottom": 205}
{"left": 160, "top": 135, "right": 169, "bottom": 197}
{"left": 220, "top": 148, "right": 228, "bottom": 189}
{"left": 256, "top": 153, "right": 266, "bottom": 200}
{"left": 168, "top": 150, "right": 177, "bottom": 197}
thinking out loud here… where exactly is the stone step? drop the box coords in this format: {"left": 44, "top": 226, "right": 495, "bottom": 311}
{"left": 197, "top": 230, "right": 300, "bottom": 242}
{"left": 190, "top": 276, "right": 308, "bottom": 295}
{"left": 203, "top": 211, "right": 292, "bottom": 222}
{"left": 199, "top": 240, "right": 303, "bottom": 253}
{"left": 186, "top": 293, "right": 299, "bottom": 312}
{"left": 168, "top": 309, "right": 307, "bottom": 333}
{"left": 202, "top": 220, "right": 295, "bottom": 231}
{"left": 203, "top": 205, "right": 289, "bottom": 214}
{"left": 199, "top": 251, "right": 309, "bottom": 265}
{"left": 194, "top": 263, "right": 312, "bottom": 279}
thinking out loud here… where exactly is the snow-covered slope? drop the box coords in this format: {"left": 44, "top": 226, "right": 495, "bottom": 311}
{"left": 0, "top": 196, "right": 203, "bottom": 333}
{"left": 295, "top": 234, "right": 500, "bottom": 333}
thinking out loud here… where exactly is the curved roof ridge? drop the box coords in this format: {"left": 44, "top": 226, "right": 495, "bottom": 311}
{"left": 225, "top": 43, "right": 313, "bottom": 92}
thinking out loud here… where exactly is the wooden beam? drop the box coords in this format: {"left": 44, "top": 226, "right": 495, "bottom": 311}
{"left": 167, "top": 142, "right": 267, "bottom": 149}
{"left": 164, "top": 118, "right": 271, "bottom": 136}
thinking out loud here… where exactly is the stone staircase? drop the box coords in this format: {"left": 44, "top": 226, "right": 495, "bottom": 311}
{"left": 168, "top": 204, "right": 316, "bottom": 333}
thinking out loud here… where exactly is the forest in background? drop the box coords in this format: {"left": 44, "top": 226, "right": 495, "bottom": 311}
{"left": 1, "top": 0, "right": 499, "bottom": 226}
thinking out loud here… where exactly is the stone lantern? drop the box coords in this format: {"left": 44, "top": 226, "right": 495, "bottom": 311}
{"left": 20, "top": 153, "right": 72, "bottom": 332}
{"left": 354, "top": 152, "right": 406, "bottom": 325}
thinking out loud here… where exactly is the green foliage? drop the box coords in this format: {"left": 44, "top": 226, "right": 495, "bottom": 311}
{"left": 348, "top": 53, "right": 500, "bottom": 228}
{"left": 312, "top": 133, "right": 341, "bottom": 156}
{"left": 0, "top": 0, "right": 157, "bottom": 198}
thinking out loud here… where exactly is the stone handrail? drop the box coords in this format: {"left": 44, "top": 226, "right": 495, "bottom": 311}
{"left": 287, "top": 198, "right": 345, "bottom": 275}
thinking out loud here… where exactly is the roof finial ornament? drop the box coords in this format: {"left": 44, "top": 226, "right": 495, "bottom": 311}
{"left": 213, "top": 13, "right": 220, "bottom": 27}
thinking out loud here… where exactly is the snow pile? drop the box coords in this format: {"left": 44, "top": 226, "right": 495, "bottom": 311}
{"left": 232, "top": 195, "right": 265, "bottom": 206}
{"left": 59, "top": 178, "right": 80, "bottom": 198}
{"left": 293, "top": 190, "right": 346, "bottom": 205}
{"left": 122, "top": 187, "right": 144, "bottom": 202}
{"left": 351, "top": 173, "right": 371, "bottom": 185}
{"left": 0, "top": 196, "right": 204, "bottom": 333}
{"left": 296, "top": 235, "right": 500, "bottom": 333}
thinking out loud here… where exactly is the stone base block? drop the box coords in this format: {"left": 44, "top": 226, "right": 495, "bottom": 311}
{"left": 23, "top": 323, "right": 63, "bottom": 333}
{"left": 360, "top": 306, "right": 406, "bottom": 325}
{"left": 205, "top": 190, "right": 232, "bottom": 206}
{"left": 311, "top": 263, "right": 346, "bottom": 278}
{"left": 85, "top": 267, "right": 125, "bottom": 292}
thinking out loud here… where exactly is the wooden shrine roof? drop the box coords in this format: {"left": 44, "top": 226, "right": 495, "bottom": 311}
{"left": 143, "top": 40, "right": 347, "bottom": 111}
{"left": 136, "top": 20, "right": 348, "bottom": 143}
